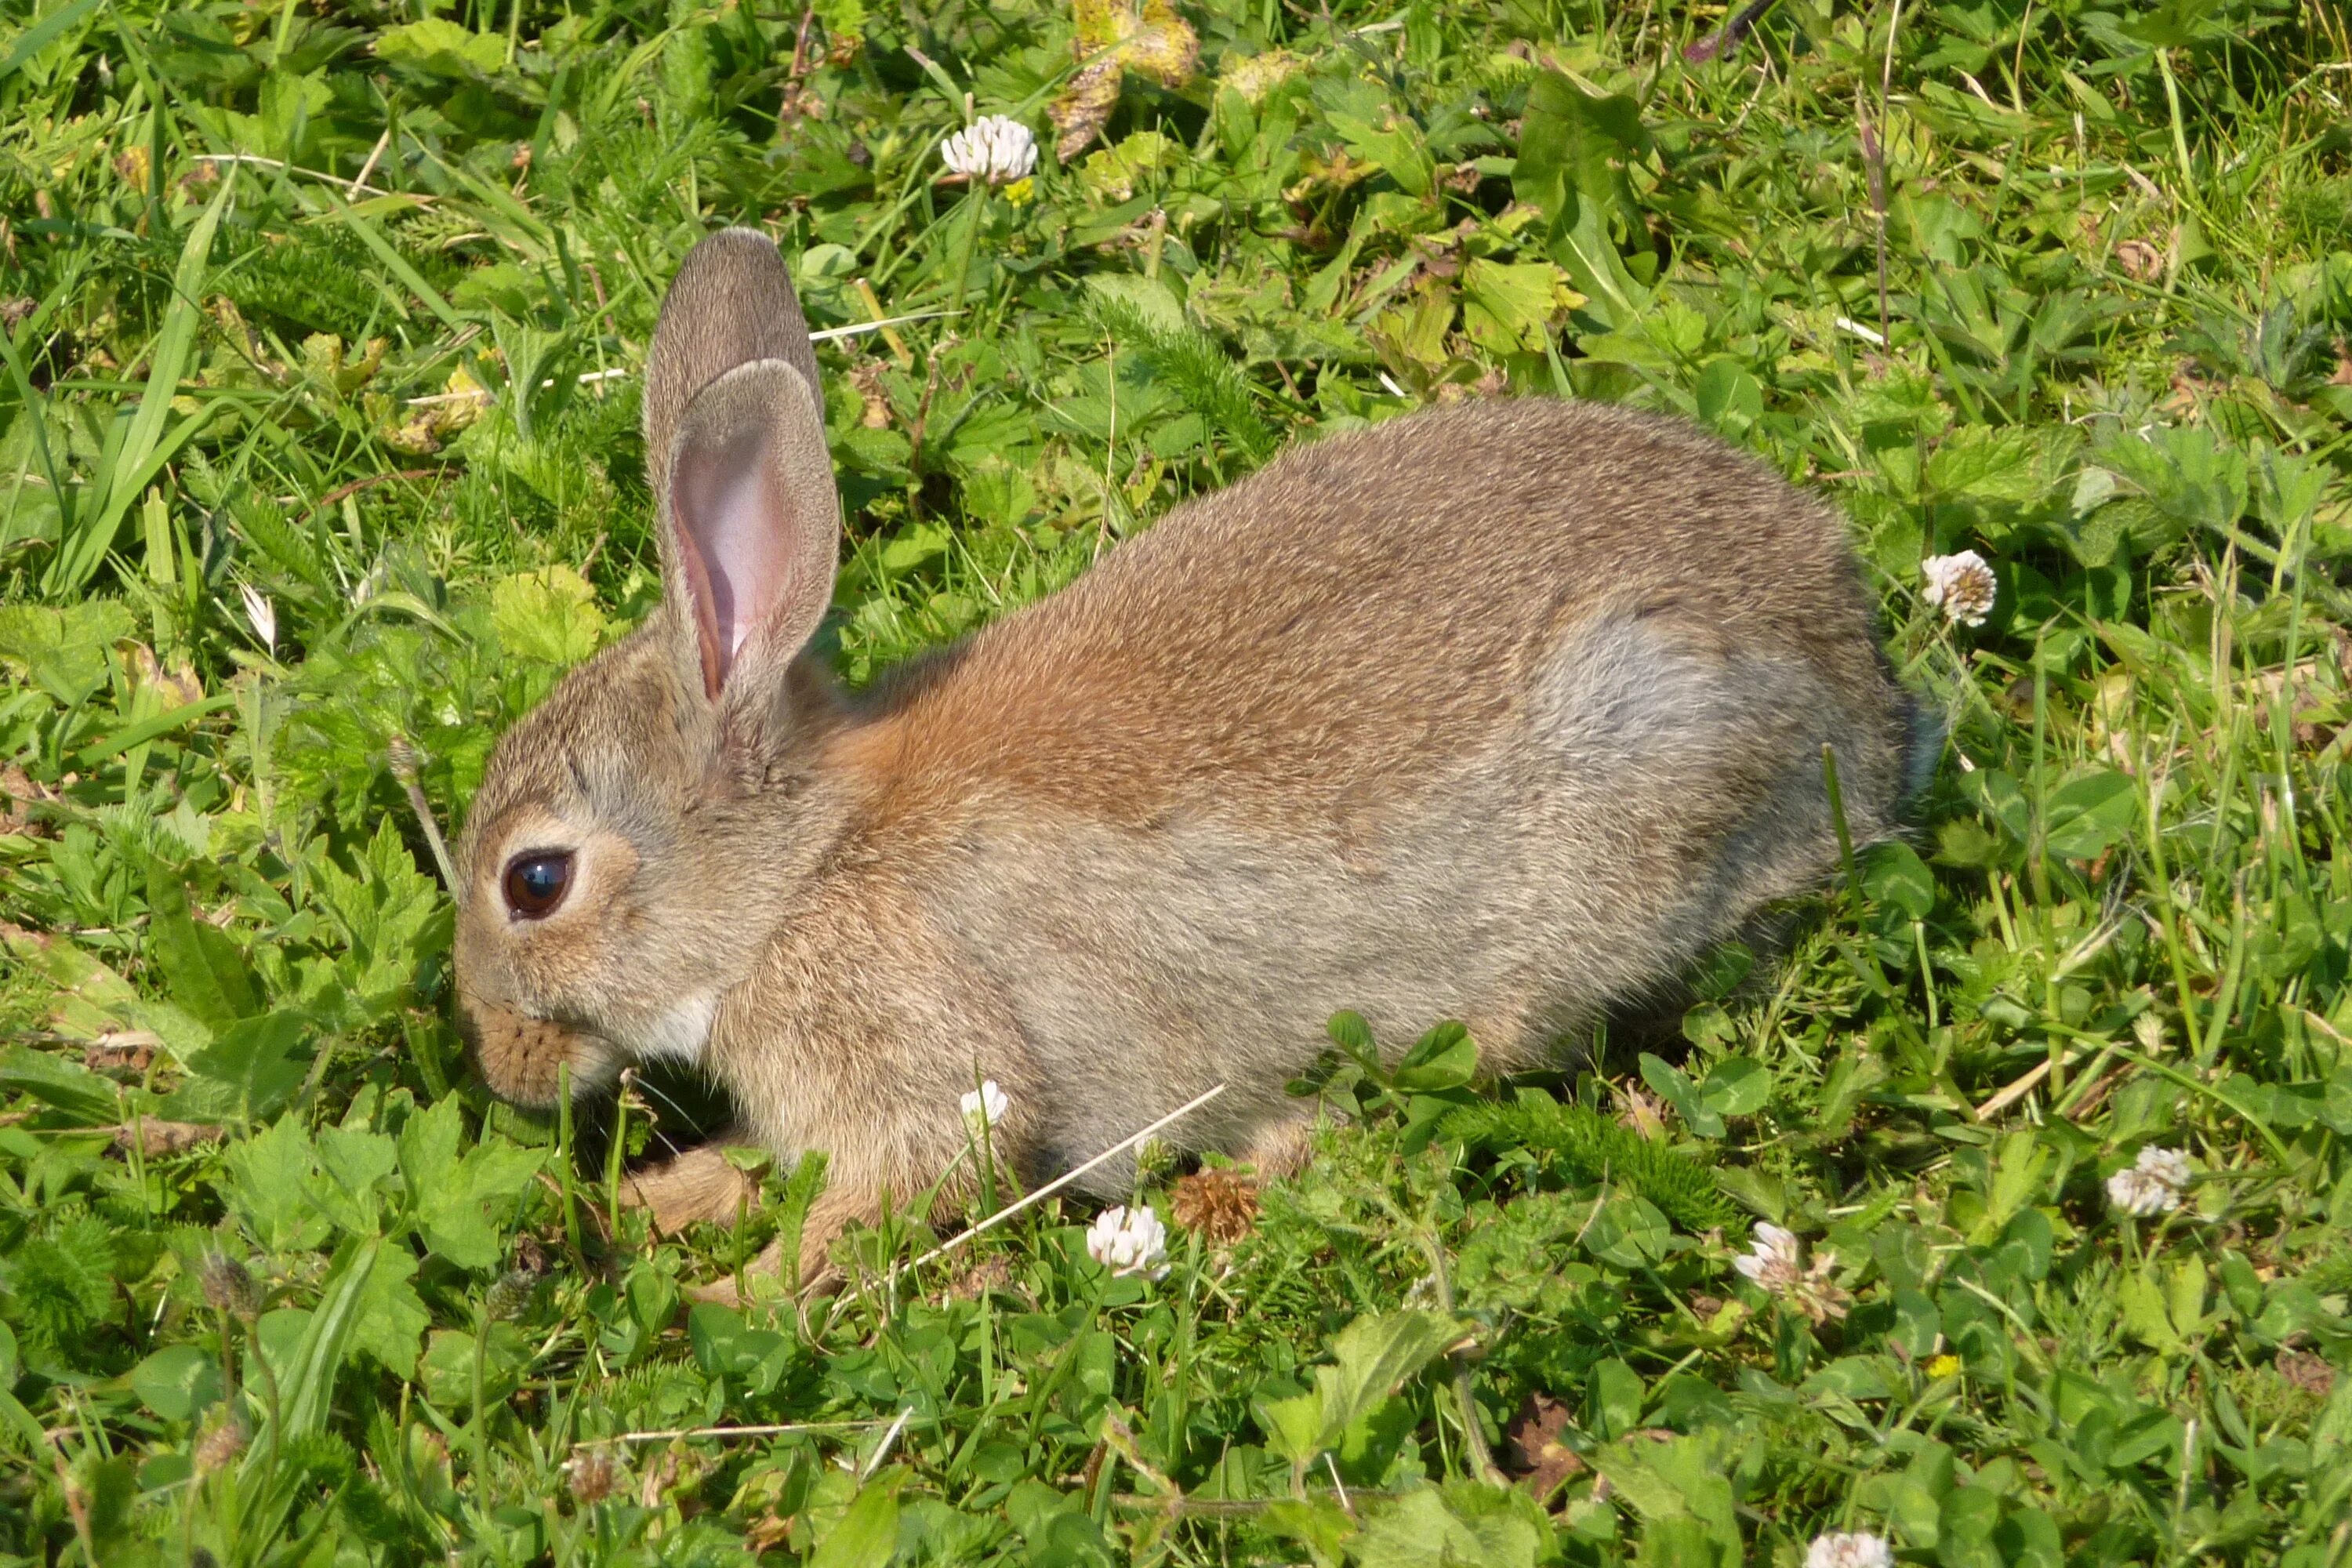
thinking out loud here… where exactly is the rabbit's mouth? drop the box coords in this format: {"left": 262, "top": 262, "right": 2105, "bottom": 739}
{"left": 459, "top": 996, "right": 622, "bottom": 1107}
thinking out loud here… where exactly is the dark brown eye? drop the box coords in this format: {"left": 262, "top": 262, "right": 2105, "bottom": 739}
{"left": 503, "top": 853, "right": 572, "bottom": 918}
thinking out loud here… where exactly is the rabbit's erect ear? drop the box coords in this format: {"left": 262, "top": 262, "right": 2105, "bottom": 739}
{"left": 644, "top": 229, "right": 837, "bottom": 700}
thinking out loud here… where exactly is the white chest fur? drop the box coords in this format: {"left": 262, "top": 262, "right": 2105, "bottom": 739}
{"left": 627, "top": 991, "right": 719, "bottom": 1066}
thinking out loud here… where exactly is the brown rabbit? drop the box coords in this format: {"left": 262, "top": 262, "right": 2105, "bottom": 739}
{"left": 452, "top": 228, "right": 1930, "bottom": 1290}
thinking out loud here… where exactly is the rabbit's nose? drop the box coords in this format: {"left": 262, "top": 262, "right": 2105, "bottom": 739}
{"left": 459, "top": 995, "right": 597, "bottom": 1109}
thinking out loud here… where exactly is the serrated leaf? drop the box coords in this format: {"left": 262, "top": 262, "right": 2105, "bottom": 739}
{"left": 223, "top": 1116, "right": 332, "bottom": 1252}
{"left": 347, "top": 1245, "right": 430, "bottom": 1379}
{"left": 399, "top": 1097, "right": 544, "bottom": 1269}
{"left": 489, "top": 565, "right": 605, "bottom": 667}
{"left": 374, "top": 16, "right": 506, "bottom": 76}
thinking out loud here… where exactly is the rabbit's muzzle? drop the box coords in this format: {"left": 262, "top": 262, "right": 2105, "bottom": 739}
{"left": 459, "top": 996, "right": 604, "bottom": 1108}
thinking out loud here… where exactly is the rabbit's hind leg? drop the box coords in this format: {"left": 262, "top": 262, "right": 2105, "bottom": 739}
{"left": 621, "top": 1137, "right": 761, "bottom": 1235}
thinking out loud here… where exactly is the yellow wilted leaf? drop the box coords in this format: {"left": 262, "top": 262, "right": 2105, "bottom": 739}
{"left": 1050, "top": 0, "right": 1200, "bottom": 163}
{"left": 383, "top": 364, "right": 492, "bottom": 453}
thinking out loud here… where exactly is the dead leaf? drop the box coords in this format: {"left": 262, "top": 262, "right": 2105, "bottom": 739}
{"left": 85, "top": 1033, "right": 161, "bottom": 1079}
{"left": 2278, "top": 1349, "right": 2336, "bottom": 1397}
{"left": 1049, "top": 0, "right": 1200, "bottom": 164}
{"left": 114, "top": 1120, "right": 226, "bottom": 1157}
{"left": 2114, "top": 238, "right": 2164, "bottom": 282}
{"left": 848, "top": 360, "right": 894, "bottom": 428}
{"left": 1501, "top": 1392, "right": 1585, "bottom": 1502}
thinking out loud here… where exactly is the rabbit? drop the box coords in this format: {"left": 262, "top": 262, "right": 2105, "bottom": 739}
{"left": 452, "top": 227, "right": 1933, "bottom": 1292}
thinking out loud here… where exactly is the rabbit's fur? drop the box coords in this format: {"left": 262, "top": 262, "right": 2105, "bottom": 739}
{"left": 453, "top": 229, "right": 1927, "bottom": 1287}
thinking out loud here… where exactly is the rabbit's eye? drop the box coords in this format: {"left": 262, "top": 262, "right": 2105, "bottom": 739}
{"left": 503, "top": 853, "right": 572, "bottom": 918}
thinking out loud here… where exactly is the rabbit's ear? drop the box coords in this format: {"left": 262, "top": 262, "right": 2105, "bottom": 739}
{"left": 644, "top": 229, "right": 837, "bottom": 700}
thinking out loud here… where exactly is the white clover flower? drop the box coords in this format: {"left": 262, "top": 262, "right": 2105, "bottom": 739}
{"left": 1922, "top": 550, "right": 1997, "bottom": 628}
{"left": 1733, "top": 1223, "right": 1849, "bottom": 1323}
{"left": 1733, "top": 1223, "right": 1805, "bottom": 1290}
{"left": 960, "top": 1078, "right": 1009, "bottom": 1131}
{"left": 1085, "top": 1203, "right": 1169, "bottom": 1279}
{"left": 2106, "top": 1166, "right": 2181, "bottom": 1216}
{"left": 238, "top": 583, "right": 277, "bottom": 653}
{"left": 939, "top": 115, "right": 1037, "bottom": 185}
{"left": 1806, "top": 1531, "right": 1895, "bottom": 1568}
{"left": 2134, "top": 1145, "right": 2191, "bottom": 1190}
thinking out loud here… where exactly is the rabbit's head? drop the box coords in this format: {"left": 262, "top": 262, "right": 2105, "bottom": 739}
{"left": 452, "top": 229, "right": 845, "bottom": 1107}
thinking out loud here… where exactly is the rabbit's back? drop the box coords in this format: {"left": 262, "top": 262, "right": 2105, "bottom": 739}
{"left": 844, "top": 398, "right": 1907, "bottom": 830}
{"left": 799, "top": 399, "right": 1914, "bottom": 1176}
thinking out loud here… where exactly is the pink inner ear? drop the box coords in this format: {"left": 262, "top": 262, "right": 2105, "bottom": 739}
{"left": 672, "top": 423, "right": 791, "bottom": 693}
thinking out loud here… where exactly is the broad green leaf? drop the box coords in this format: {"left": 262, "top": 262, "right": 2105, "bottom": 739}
{"left": 1697, "top": 1057, "right": 1770, "bottom": 1118}
{"left": 1863, "top": 841, "right": 1936, "bottom": 920}
{"left": 1258, "top": 1389, "right": 1327, "bottom": 1467}
{"left": 1314, "top": 1309, "right": 1461, "bottom": 1443}
{"left": 374, "top": 16, "right": 507, "bottom": 76}
{"left": 1391, "top": 1022, "right": 1477, "bottom": 1092}
{"left": 130, "top": 1344, "right": 220, "bottom": 1421}
{"left": 347, "top": 1245, "right": 430, "bottom": 1378}
{"left": 811, "top": 1466, "right": 906, "bottom": 1568}
{"left": 177, "top": 1011, "right": 313, "bottom": 1123}
{"left": 1581, "top": 1193, "right": 1671, "bottom": 1269}
{"left": 399, "top": 1097, "right": 544, "bottom": 1269}
{"left": 0, "top": 600, "right": 134, "bottom": 704}
{"left": 142, "top": 862, "right": 259, "bottom": 1027}
{"left": 311, "top": 1123, "right": 399, "bottom": 1235}
{"left": 223, "top": 1116, "right": 332, "bottom": 1252}
{"left": 1460, "top": 259, "right": 1580, "bottom": 355}
{"left": 490, "top": 565, "right": 606, "bottom": 667}
{"left": 0, "top": 1044, "right": 119, "bottom": 1124}
{"left": 1352, "top": 1484, "right": 1544, "bottom": 1568}
{"left": 2042, "top": 769, "right": 2137, "bottom": 860}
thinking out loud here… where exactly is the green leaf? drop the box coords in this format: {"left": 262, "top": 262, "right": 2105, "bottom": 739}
{"left": 1258, "top": 1389, "right": 1328, "bottom": 1467}
{"left": 1581, "top": 1193, "right": 1671, "bottom": 1269}
{"left": 245, "top": 1239, "right": 378, "bottom": 1467}
{"left": 1639, "top": 1052, "right": 1720, "bottom": 1138}
{"left": 0, "top": 1044, "right": 119, "bottom": 1125}
{"left": 399, "top": 1098, "right": 544, "bottom": 1269}
{"left": 1352, "top": 1484, "right": 1545, "bottom": 1568}
{"left": 1513, "top": 70, "right": 1646, "bottom": 226}
{"left": 223, "top": 1116, "right": 332, "bottom": 1252}
{"left": 1315, "top": 1310, "right": 1461, "bottom": 1443}
{"left": 144, "top": 862, "right": 260, "bottom": 1027}
{"left": 1392, "top": 1022, "right": 1477, "bottom": 1092}
{"left": 1693, "top": 358, "right": 1763, "bottom": 434}
{"left": 1697, "top": 1057, "right": 1770, "bottom": 1118}
{"left": 1460, "top": 259, "right": 1579, "bottom": 355}
{"left": 374, "top": 16, "right": 508, "bottom": 76}
{"left": 490, "top": 566, "right": 607, "bottom": 667}
{"left": 0, "top": 600, "right": 135, "bottom": 705}
{"left": 2042, "top": 769, "right": 2137, "bottom": 860}
{"left": 1862, "top": 841, "right": 1936, "bottom": 920}
{"left": 811, "top": 1466, "right": 906, "bottom": 1568}
{"left": 311, "top": 1123, "right": 399, "bottom": 1235}
{"left": 178, "top": 1011, "right": 314, "bottom": 1123}
{"left": 347, "top": 1245, "right": 430, "bottom": 1378}
{"left": 49, "top": 173, "right": 231, "bottom": 593}
{"left": 130, "top": 1344, "right": 221, "bottom": 1421}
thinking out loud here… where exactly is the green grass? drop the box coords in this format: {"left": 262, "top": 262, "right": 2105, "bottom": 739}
{"left": 2, "top": 0, "right": 2350, "bottom": 1562}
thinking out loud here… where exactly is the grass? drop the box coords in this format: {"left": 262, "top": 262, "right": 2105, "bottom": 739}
{"left": 2, "top": 0, "right": 2350, "bottom": 1562}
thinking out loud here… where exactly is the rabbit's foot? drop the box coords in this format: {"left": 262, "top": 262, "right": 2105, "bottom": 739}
{"left": 621, "top": 1141, "right": 761, "bottom": 1236}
